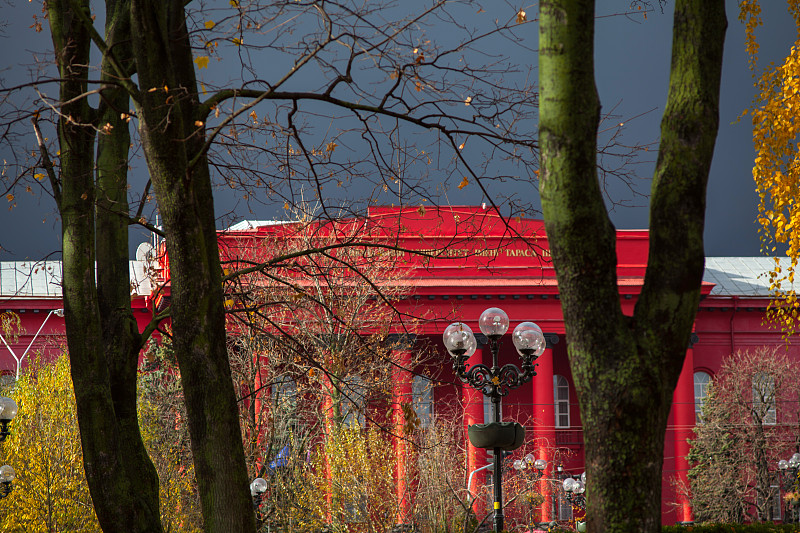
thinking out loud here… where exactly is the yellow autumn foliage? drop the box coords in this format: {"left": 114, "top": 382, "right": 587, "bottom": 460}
{"left": 0, "top": 347, "right": 203, "bottom": 532}
{"left": 0, "top": 353, "right": 100, "bottom": 533}
{"left": 742, "top": 0, "right": 800, "bottom": 336}
{"left": 290, "top": 424, "right": 399, "bottom": 533}
{"left": 138, "top": 340, "right": 203, "bottom": 532}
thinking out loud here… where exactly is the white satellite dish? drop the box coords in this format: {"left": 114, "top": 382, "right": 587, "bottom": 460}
{"left": 135, "top": 242, "right": 154, "bottom": 263}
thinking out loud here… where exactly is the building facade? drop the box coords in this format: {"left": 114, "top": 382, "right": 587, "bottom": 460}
{"left": 0, "top": 205, "right": 797, "bottom": 525}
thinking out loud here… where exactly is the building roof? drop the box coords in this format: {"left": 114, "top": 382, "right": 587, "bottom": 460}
{"left": 0, "top": 256, "right": 791, "bottom": 299}
{"left": 0, "top": 261, "right": 63, "bottom": 298}
{"left": 0, "top": 261, "right": 153, "bottom": 299}
{"left": 225, "top": 220, "right": 286, "bottom": 231}
{"left": 703, "top": 257, "right": 794, "bottom": 297}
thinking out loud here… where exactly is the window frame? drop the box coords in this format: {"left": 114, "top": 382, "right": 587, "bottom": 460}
{"left": 693, "top": 371, "right": 712, "bottom": 424}
{"left": 553, "top": 374, "right": 570, "bottom": 429}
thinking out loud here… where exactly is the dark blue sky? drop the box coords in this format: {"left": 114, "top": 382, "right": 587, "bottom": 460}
{"left": 0, "top": 1, "right": 795, "bottom": 260}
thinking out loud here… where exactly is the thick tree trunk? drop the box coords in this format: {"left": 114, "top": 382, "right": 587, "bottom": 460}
{"left": 47, "top": 1, "right": 164, "bottom": 532}
{"left": 538, "top": 1, "right": 725, "bottom": 532}
{"left": 129, "top": 2, "right": 256, "bottom": 531}
{"left": 96, "top": 0, "right": 164, "bottom": 528}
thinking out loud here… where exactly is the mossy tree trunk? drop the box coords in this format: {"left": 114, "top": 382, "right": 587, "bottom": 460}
{"left": 128, "top": 2, "right": 255, "bottom": 532}
{"left": 45, "top": 1, "right": 163, "bottom": 532}
{"left": 538, "top": 1, "right": 726, "bottom": 532}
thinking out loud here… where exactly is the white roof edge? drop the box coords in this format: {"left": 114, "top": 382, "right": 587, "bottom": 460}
{"left": 224, "top": 220, "right": 288, "bottom": 231}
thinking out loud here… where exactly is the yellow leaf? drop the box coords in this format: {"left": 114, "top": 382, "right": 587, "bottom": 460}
{"left": 230, "top": 0, "right": 239, "bottom": 6}
{"left": 205, "top": 20, "right": 216, "bottom": 29}
{"left": 417, "top": 205, "right": 426, "bottom": 216}
{"left": 464, "top": 96, "right": 472, "bottom": 106}
{"left": 458, "top": 177, "right": 469, "bottom": 189}
{"left": 34, "top": 173, "right": 45, "bottom": 181}
{"left": 458, "top": 141, "right": 465, "bottom": 150}
{"left": 194, "top": 55, "right": 210, "bottom": 69}
{"left": 201, "top": 82, "right": 207, "bottom": 95}
{"left": 5, "top": 194, "right": 13, "bottom": 202}
{"left": 284, "top": 202, "right": 290, "bottom": 210}
{"left": 516, "top": 10, "right": 527, "bottom": 23}
{"left": 194, "top": 120, "right": 204, "bottom": 127}
{"left": 326, "top": 142, "right": 337, "bottom": 153}
{"left": 232, "top": 37, "right": 242, "bottom": 46}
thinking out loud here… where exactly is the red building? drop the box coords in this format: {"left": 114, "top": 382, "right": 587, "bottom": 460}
{"left": 0, "top": 205, "right": 796, "bottom": 525}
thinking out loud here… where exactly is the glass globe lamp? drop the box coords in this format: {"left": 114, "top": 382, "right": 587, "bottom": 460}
{"left": 250, "top": 477, "right": 267, "bottom": 497}
{"left": 443, "top": 322, "right": 477, "bottom": 356}
{"left": 478, "top": 308, "right": 509, "bottom": 338}
{"left": 0, "top": 398, "right": 17, "bottom": 421}
{"left": 512, "top": 321, "right": 546, "bottom": 357}
{"left": 790, "top": 453, "right": 800, "bottom": 468}
{"left": 0, "top": 465, "right": 14, "bottom": 483}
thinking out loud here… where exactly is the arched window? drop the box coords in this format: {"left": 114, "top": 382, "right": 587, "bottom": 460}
{"left": 693, "top": 371, "right": 711, "bottom": 423}
{"left": 272, "top": 375, "right": 298, "bottom": 413}
{"left": 553, "top": 375, "right": 570, "bottom": 428}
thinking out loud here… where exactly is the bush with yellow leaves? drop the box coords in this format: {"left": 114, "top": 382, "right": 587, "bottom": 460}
{"left": 0, "top": 353, "right": 100, "bottom": 533}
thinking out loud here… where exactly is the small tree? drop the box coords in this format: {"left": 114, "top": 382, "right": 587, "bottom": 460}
{"left": 0, "top": 353, "right": 100, "bottom": 533}
{"left": 688, "top": 347, "right": 800, "bottom": 523}
{"left": 138, "top": 341, "right": 204, "bottom": 532}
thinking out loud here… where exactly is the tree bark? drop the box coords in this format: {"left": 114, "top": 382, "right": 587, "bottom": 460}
{"left": 46, "top": 1, "right": 164, "bottom": 532}
{"left": 129, "top": 2, "right": 256, "bottom": 531}
{"left": 538, "top": 1, "right": 725, "bottom": 532}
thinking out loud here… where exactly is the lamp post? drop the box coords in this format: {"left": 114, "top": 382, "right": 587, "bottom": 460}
{"left": 443, "top": 307, "right": 546, "bottom": 533}
{"left": 0, "top": 397, "right": 18, "bottom": 442}
{"left": 0, "top": 465, "right": 13, "bottom": 499}
{"left": 250, "top": 477, "right": 267, "bottom": 527}
{"left": 562, "top": 473, "right": 587, "bottom": 511}
{"left": 512, "top": 454, "right": 548, "bottom": 529}
{"left": 778, "top": 452, "right": 800, "bottom": 522}
{"left": 0, "top": 397, "right": 16, "bottom": 499}
{"left": 0, "top": 308, "right": 64, "bottom": 380}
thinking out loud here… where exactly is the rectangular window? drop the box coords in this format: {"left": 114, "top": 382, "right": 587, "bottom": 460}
{"left": 557, "top": 491, "right": 573, "bottom": 521}
{"left": 412, "top": 375, "right": 434, "bottom": 428}
{"left": 753, "top": 373, "right": 777, "bottom": 426}
{"left": 771, "top": 484, "right": 782, "bottom": 521}
{"left": 484, "top": 395, "right": 501, "bottom": 423}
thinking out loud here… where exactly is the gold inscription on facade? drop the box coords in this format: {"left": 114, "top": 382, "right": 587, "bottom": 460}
{"left": 405, "top": 247, "right": 550, "bottom": 259}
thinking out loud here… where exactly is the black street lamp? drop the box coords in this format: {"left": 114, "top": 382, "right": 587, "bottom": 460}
{"left": 444, "top": 307, "right": 546, "bottom": 533}
{"left": 778, "top": 452, "right": 800, "bottom": 522}
{"left": 0, "top": 397, "right": 18, "bottom": 442}
{"left": 0, "top": 465, "right": 13, "bottom": 499}
{"left": 250, "top": 477, "right": 267, "bottom": 528}
{"left": 562, "top": 473, "right": 586, "bottom": 511}
{"left": 0, "top": 396, "right": 17, "bottom": 500}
